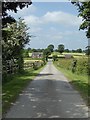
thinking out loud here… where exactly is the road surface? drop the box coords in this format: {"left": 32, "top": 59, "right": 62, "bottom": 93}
{"left": 5, "top": 60, "right": 88, "bottom": 118}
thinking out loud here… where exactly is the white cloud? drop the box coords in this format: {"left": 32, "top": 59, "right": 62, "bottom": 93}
{"left": 60, "top": 30, "right": 79, "bottom": 36}
{"left": 24, "top": 15, "right": 42, "bottom": 26}
{"left": 50, "top": 27, "right": 57, "bottom": 31}
{"left": 52, "top": 35, "right": 63, "bottom": 40}
{"left": 43, "top": 11, "right": 82, "bottom": 26}
{"left": 24, "top": 11, "right": 82, "bottom": 27}
{"left": 29, "top": 27, "right": 43, "bottom": 33}
{"left": 36, "top": 32, "right": 63, "bottom": 41}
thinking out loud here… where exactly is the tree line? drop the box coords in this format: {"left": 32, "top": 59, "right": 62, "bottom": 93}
{"left": 23, "top": 44, "right": 88, "bottom": 58}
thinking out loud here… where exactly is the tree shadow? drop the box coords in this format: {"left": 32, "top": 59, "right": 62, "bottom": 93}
{"left": 38, "top": 73, "right": 53, "bottom": 77}
{"left": 4, "top": 79, "right": 88, "bottom": 118}
{"left": 22, "top": 70, "right": 53, "bottom": 77}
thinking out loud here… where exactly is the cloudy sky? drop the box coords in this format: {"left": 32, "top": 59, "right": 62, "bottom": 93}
{"left": 8, "top": 2, "right": 88, "bottom": 50}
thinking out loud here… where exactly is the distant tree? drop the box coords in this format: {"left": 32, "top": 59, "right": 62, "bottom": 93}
{"left": 58, "top": 44, "right": 65, "bottom": 54}
{"left": 31, "top": 49, "right": 38, "bottom": 52}
{"left": 83, "top": 50, "right": 85, "bottom": 53}
{"left": 28, "top": 47, "right": 31, "bottom": 51}
{"left": 43, "top": 48, "right": 51, "bottom": 56}
{"left": 36, "top": 49, "right": 41, "bottom": 52}
{"left": 29, "top": 48, "right": 44, "bottom": 53}
{"left": 41, "top": 49, "right": 45, "bottom": 52}
{"left": 47, "top": 44, "right": 54, "bottom": 52}
{"left": 55, "top": 49, "right": 58, "bottom": 52}
{"left": 72, "top": 50, "right": 76, "bottom": 53}
{"left": 36, "top": 49, "right": 44, "bottom": 52}
{"left": 76, "top": 48, "right": 82, "bottom": 53}
{"left": 43, "top": 48, "right": 51, "bottom": 61}
{"left": 64, "top": 49, "right": 70, "bottom": 53}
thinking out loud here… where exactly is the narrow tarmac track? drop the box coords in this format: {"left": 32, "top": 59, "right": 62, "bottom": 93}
{"left": 5, "top": 60, "right": 88, "bottom": 118}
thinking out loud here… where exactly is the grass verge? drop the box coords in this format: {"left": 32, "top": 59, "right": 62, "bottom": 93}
{"left": 53, "top": 62, "right": 89, "bottom": 106}
{"left": 2, "top": 65, "right": 45, "bottom": 115}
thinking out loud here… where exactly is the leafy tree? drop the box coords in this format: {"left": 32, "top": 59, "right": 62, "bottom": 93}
{"left": 58, "top": 44, "right": 65, "bottom": 54}
{"left": 2, "top": 1, "right": 32, "bottom": 27}
{"left": 72, "top": 50, "right": 76, "bottom": 53}
{"left": 76, "top": 48, "right": 82, "bottom": 53}
{"left": 2, "top": 18, "right": 31, "bottom": 73}
{"left": 22, "top": 49, "right": 29, "bottom": 58}
{"left": 47, "top": 44, "right": 54, "bottom": 52}
{"left": 2, "top": 2, "right": 32, "bottom": 75}
{"left": 31, "top": 49, "right": 38, "bottom": 52}
{"left": 64, "top": 49, "right": 70, "bottom": 53}
{"left": 27, "top": 47, "right": 32, "bottom": 53}
{"left": 36, "top": 49, "right": 44, "bottom": 52}
{"left": 55, "top": 49, "right": 58, "bottom": 52}
{"left": 71, "top": 1, "right": 90, "bottom": 38}
{"left": 43, "top": 48, "right": 51, "bottom": 61}
{"left": 52, "top": 55, "right": 58, "bottom": 61}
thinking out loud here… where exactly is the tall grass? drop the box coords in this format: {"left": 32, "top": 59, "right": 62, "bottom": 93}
{"left": 54, "top": 57, "right": 88, "bottom": 75}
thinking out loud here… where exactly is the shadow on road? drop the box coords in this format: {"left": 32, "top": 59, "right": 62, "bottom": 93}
{"left": 5, "top": 79, "right": 88, "bottom": 118}
{"left": 38, "top": 73, "right": 53, "bottom": 77}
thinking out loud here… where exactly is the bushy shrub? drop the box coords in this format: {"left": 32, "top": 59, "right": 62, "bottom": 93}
{"left": 52, "top": 55, "right": 58, "bottom": 61}
{"left": 33, "top": 63, "right": 38, "bottom": 70}
{"left": 76, "top": 57, "right": 88, "bottom": 75}
{"left": 54, "top": 57, "right": 88, "bottom": 75}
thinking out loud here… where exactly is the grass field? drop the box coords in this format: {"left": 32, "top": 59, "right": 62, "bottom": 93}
{"left": 51, "top": 52, "right": 86, "bottom": 58}
{"left": 63, "top": 52, "right": 85, "bottom": 56}
{"left": 24, "top": 59, "right": 43, "bottom": 63}
{"left": 24, "top": 57, "right": 43, "bottom": 61}
{"left": 2, "top": 65, "right": 45, "bottom": 115}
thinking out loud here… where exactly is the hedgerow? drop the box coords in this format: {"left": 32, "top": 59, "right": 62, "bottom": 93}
{"left": 54, "top": 57, "right": 88, "bottom": 75}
